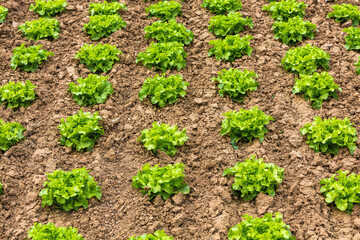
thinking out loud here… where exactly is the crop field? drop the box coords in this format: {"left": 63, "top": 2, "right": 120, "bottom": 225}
{"left": 1, "top": 0, "right": 360, "bottom": 239}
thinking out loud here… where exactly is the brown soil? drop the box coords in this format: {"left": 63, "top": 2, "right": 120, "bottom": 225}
{"left": 1, "top": 0, "right": 360, "bottom": 239}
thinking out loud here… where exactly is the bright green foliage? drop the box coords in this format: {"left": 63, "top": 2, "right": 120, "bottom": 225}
{"left": 228, "top": 213, "right": 296, "bottom": 240}
{"left": 208, "top": 12, "right": 253, "bottom": 38}
{"left": 0, "top": 180, "right": 3, "bottom": 195}
{"left": 272, "top": 16, "right": 317, "bottom": 45}
{"left": 28, "top": 222, "right": 84, "bottom": 240}
{"left": 343, "top": 27, "right": 360, "bottom": 51}
{"left": 300, "top": 117, "right": 358, "bottom": 155}
{"left": 39, "top": 167, "right": 102, "bottom": 211}
{"left": 128, "top": 230, "right": 174, "bottom": 240}
{"left": 320, "top": 170, "right": 360, "bottom": 213}
{"left": 138, "top": 121, "right": 188, "bottom": 156}
{"left": 11, "top": 44, "right": 54, "bottom": 72}
{"left": 327, "top": 4, "right": 360, "bottom": 26}
{"left": 208, "top": 35, "right": 253, "bottom": 62}
{"left": 201, "top": 0, "right": 242, "bottom": 15}
{"left": 68, "top": 74, "right": 113, "bottom": 106}
{"left": 0, "top": 80, "right": 37, "bottom": 109}
{"left": 281, "top": 44, "right": 330, "bottom": 75}
{"left": 292, "top": 72, "right": 342, "bottom": 109}
{"left": 356, "top": 57, "right": 360, "bottom": 75}
{"left": 89, "top": 0, "right": 127, "bottom": 16}
{"left": 0, "top": 119, "right": 26, "bottom": 152}
{"left": 212, "top": 68, "right": 258, "bottom": 103}
{"left": 0, "top": 5, "right": 8, "bottom": 23}
{"left": 132, "top": 162, "right": 190, "bottom": 200}
{"left": 144, "top": 20, "right": 194, "bottom": 45}
{"left": 75, "top": 43, "right": 122, "bottom": 73}
{"left": 262, "top": 0, "right": 306, "bottom": 21}
{"left": 223, "top": 155, "right": 284, "bottom": 201}
{"left": 18, "top": 18, "right": 60, "bottom": 41}
{"left": 146, "top": 1, "right": 182, "bottom": 21}
{"left": 84, "top": 14, "right": 126, "bottom": 40}
{"left": 58, "top": 109, "right": 104, "bottom": 152}
{"left": 29, "top": 0, "right": 68, "bottom": 18}
{"left": 139, "top": 74, "right": 189, "bottom": 107}
{"left": 136, "top": 42, "right": 187, "bottom": 72}
{"left": 221, "top": 106, "right": 274, "bottom": 149}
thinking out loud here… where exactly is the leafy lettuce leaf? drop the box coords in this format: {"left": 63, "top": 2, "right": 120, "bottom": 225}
{"left": 263, "top": 0, "right": 307, "bottom": 21}
{"left": 10, "top": 43, "right": 54, "bottom": 72}
{"left": 320, "top": 170, "right": 360, "bottom": 213}
{"left": 228, "top": 213, "right": 296, "bottom": 240}
{"left": 144, "top": 19, "right": 194, "bottom": 45}
{"left": 19, "top": 17, "right": 60, "bottom": 41}
{"left": 89, "top": 0, "right": 127, "bottom": 15}
{"left": 39, "top": 167, "right": 102, "bottom": 211}
{"left": 220, "top": 106, "right": 274, "bottom": 149}
{"left": 343, "top": 26, "right": 360, "bottom": 50}
{"left": 139, "top": 74, "right": 189, "bottom": 107}
{"left": 292, "top": 72, "right": 342, "bottom": 109}
{"left": 356, "top": 57, "right": 360, "bottom": 75}
{"left": 0, "top": 119, "right": 26, "bottom": 152}
{"left": 223, "top": 155, "right": 284, "bottom": 201}
{"left": 146, "top": 1, "right": 182, "bottom": 21}
{"left": 208, "top": 35, "right": 253, "bottom": 62}
{"left": 132, "top": 162, "right": 190, "bottom": 200}
{"left": 127, "top": 230, "right": 174, "bottom": 240}
{"left": 300, "top": 116, "right": 358, "bottom": 155}
{"left": 0, "top": 180, "right": 3, "bottom": 195}
{"left": 29, "top": 0, "right": 68, "bottom": 18}
{"left": 0, "top": 80, "right": 38, "bottom": 109}
{"left": 138, "top": 121, "right": 188, "bottom": 156}
{"left": 75, "top": 43, "right": 122, "bottom": 73}
{"left": 84, "top": 14, "right": 126, "bottom": 40}
{"left": 28, "top": 222, "right": 85, "bottom": 240}
{"left": 212, "top": 68, "right": 258, "bottom": 103}
{"left": 201, "top": 0, "right": 242, "bottom": 15}
{"left": 68, "top": 74, "right": 113, "bottom": 106}
{"left": 208, "top": 12, "right": 253, "bottom": 38}
{"left": 0, "top": 5, "right": 8, "bottom": 23}
{"left": 57, "top": 109, "right": 104, "bottom": 152}
{"left": 327, "top": 4, "right": 360, "bottom": 26}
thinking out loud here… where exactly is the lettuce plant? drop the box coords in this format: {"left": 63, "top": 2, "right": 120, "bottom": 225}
{"left": 356, "top": 57, "right": 360, "bottom": 75}
{"left": 221, "top": 106, "right": 274, "bottom": 149}
{"left": 212, "top": 68, "right": 258, "bottom": 103}
{"left": 28, "top": 222, "right": 84, "bottom": 240}
{"left": 300, "top": 117, "right": 358, "bottom": 155}
{"left": 58, "top": 109, "right": 104, "bottom": 152}
{"left": 0, "top": 80, "right": 37, "bottom": 109}
{"left": 144, "top": 20, "right": 194, "bottom": 45}
{"left": 320, "top": 170, "right": 360, "bottom": 213}
{"left": 89, "top": 0, "right": 127, "bottom": 15}
{"left": 292, "top": 72, "right": 342, "bottom": 109}
{"left": 0, "top": 180, "right": 3, "bottom": 195}
{"left": 343, "top": 27, "right": 360, "bottom": 51}
{"left": 228, "top": 213, "right": 296, "bottom": 240}
{"left": 84, "top": 14, "right": 126, "bottom": 40}
{"left": 0, "top": 5, "right": 8, "bottom": 23}
{"left": 138, "top": 121, "right": 188, "bottom": 156}
{"left": 263, "top": 0, "right": 306, "bottom": 21}
{"left": 136, "top": 42, "right": 187, "bottom": 72}
{"left": 29, "top": 0, "right": 68, "bottom": 18}
{"left": 223, "top": 155, "right": 284, "bottom": 201}
{"left": 132, "top": 162, "right": 190, "bottom": 200}
{"left": 19, "top": 18, "right": 60, "bottom": 41}
{"left": 208, "top": 35, "right": 253, "bottom": 62}
{"left": 139, "top": 74, "right": 189, "bottom": 107}
{"left": 0, "top": 119, "right": 26, "bottom": 152}
{"left": 75, "top": 43, "right": 122, "bottom": 72}
{"left": 39, "top": 167, "right": 102, "bottom": 211}
{"left": 68, "top": 74, "right": 113, "bottom": 106}
{"left": 201, "top": 0, "right": 242, "bottom": 15}
{"left": 327, "top": 4, "right": 360, "bottom": 26}
{"left": 11, "top": 44, "right": 54, "bottom": 72}
{"left": 146, "top": 1, "right": 182, "bottom": 21}
{"left": 273, "top": 16, "right": 317, "bottom": 45}
{"left": 281, "top": 44, "right": 330, "bottom": 75}
{"left": 128, "top": 230, "right": 174, "bottom": 240}
{"left": 208, "top": 12, "right": 253, "bottom": 38}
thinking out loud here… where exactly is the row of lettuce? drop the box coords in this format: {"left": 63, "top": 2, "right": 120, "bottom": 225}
{"left": 1, "top": 0, "right": 360, "bottom": 239}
